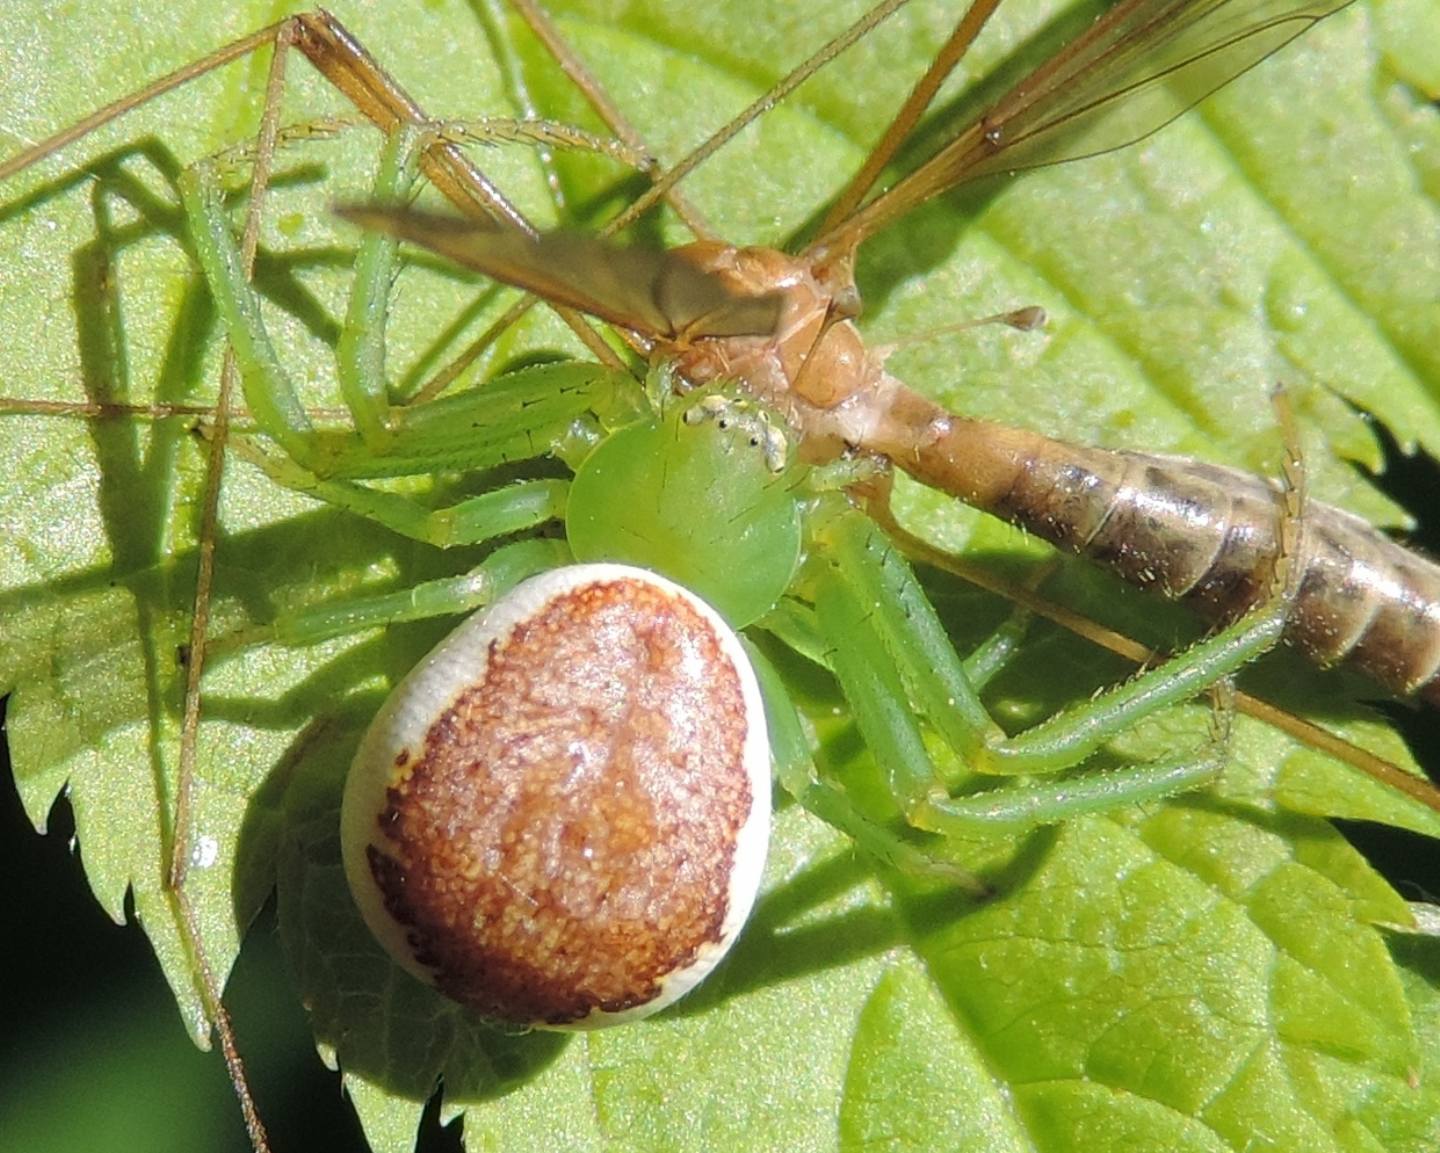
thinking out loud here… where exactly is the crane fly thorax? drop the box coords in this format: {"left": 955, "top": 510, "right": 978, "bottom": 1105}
{"left": 665, "top": 242, "right": 892, "bottom": 463}
{"left": 666, "top": 242, "right": 827, "bottom": 389}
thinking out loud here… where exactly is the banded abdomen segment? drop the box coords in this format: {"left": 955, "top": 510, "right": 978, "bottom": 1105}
{"left": 867, "top": 390, "right": 1440, "bottom": 707}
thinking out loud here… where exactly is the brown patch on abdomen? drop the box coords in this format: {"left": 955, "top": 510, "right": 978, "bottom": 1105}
{"left": 369, "top": 578, "right": 751, "bottom": 1025}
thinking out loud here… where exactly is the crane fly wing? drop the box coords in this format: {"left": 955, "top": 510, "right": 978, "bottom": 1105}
{"left": 336, "top": 207, "right": 783, "bottom": 340}
{"left": 828, "top": 0, "right": 1355, "bottom": 245}
{"left": 966, "top": 0, "right": 1356, "bottom": 172}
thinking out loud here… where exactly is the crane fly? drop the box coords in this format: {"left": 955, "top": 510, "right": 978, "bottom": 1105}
{"left": 345, "top": 0, "right": 1440, "bottom": 713}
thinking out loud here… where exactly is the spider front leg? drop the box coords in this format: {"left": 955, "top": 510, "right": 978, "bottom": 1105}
{"left": 804, "top": 503, "right": 1292, "bottom": 834}
{"left": 178, "top": 124, "right": 639, "bottom": 549}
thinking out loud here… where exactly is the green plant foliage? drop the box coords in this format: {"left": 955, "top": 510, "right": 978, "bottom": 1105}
{"left": 0, "top": 1, "right": 1437, "bottom": 1151}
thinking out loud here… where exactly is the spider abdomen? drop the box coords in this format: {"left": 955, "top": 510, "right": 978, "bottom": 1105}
{"left": 342, "top": 564, "right": 771, "bottom": 1029}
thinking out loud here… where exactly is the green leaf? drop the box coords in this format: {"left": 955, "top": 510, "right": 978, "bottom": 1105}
{"left": 1, "top": 1, "right": 1437, "bottom": 1151}
{"left": 906, "top": 808, "right": 1418, "bottom": 1149}
{"left": 839, "top": 955, "right": 1031, "bottom": 1152}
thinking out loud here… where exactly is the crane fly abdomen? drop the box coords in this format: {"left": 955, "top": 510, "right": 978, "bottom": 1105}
{"left": 882, "top": 404, "right": 1440, "bottom": 707}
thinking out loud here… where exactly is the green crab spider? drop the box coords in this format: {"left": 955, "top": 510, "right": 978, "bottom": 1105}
{"left": 178, "top": 115, "right": 1302, "bottom": 1025}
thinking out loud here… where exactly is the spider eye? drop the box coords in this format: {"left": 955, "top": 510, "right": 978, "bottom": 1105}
{"left": 341, "top": 564, "right": 771, "bottom": 1029}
